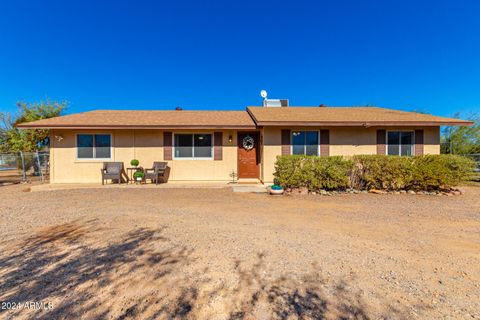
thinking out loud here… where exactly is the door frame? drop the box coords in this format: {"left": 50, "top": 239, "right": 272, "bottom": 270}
{"left": 237, "top": 131, "right": 261, "bottom": 179}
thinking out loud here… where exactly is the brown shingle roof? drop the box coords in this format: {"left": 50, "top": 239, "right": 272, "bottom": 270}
{"left": 17, "top": 106, "right": 473, "bottom": 129}
{"left": 16, "top": 110, "right": 256, "bottom": 129}
{"left": 247, "top": 106, "right": 473, "bottom": 126}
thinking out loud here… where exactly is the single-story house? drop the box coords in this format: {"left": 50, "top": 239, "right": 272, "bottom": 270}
{"left": 17, "top": 105, "right": 473, "bottom": 184}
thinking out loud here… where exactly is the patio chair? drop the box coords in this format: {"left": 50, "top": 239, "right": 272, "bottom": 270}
{"left": 101, "top": 162, "right": 125, "bottom": 185}
{"left": 144, "top": 161, "right": 170, "bottom": 185}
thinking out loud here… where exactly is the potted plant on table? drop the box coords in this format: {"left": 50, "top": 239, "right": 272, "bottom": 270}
{"left": 133, "top": 170, "right": 144, "bottom": 183}
{"left": 130, "top": 159, "right": 139, "bottom": 167}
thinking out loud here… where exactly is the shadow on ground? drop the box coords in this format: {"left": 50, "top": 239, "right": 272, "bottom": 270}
{"left": 225, "top": 253, "right": 414, "bottom": 320}
{"left": 0, "top": 221, "right": 417, "bottom": 319}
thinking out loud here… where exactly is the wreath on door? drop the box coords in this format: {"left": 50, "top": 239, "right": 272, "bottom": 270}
{"left": 242, "top": 135, "right": 255, "bottom": 150}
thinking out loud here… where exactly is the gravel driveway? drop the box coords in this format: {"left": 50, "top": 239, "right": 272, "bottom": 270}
{"left": 0, "top": 184, "right": 479, "bottom": 319}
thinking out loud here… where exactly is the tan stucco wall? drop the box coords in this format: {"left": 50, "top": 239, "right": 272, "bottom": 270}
{"left": 49, "top": 129, "right": 238, "bottom": 183}
{"left": 49, "top": 126, "right": 440, "bottom": 184}
{"left": 261, "top": 126, "right": 441, "bottom": 183}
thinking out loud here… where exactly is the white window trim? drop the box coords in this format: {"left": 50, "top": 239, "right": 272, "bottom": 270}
{"left": 290, "top": 130, "right": 320, "bottom": 156}
{"left": 173, "top": 133, "right": 214, "bottom": 160}
{"left": 386, "top": 130, "right": 415, "bottom": 156}
{"left": 75, "top": 133, "right": 113, "bottom": 161}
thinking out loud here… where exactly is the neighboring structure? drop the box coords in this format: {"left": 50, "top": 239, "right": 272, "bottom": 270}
{"left": 17, "top": 105, "right": 473, "bottom": 184}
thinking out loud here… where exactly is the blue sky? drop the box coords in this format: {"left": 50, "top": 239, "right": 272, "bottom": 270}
{"left": 0, "top": 0, "right": 479, "bottom": 117}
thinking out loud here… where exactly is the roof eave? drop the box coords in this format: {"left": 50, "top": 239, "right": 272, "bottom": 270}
{"left": 254, "top": 121, "right": 474, "bottom": 127}
{"left": 16, "top": 124, "right": 257, "bottom": 130}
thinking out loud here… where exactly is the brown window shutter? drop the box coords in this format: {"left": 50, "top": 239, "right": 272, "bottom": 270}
{"left": 164, "top": 131, "right": 172, "bottom": 160}
{"left": 214, "top": 132, "right": 223, "bottom": 160}
{"left": 376, "top": 129, "right": 386, "bottom": 155}
{"left": 281, "top": 129, "right": 291, "bottom": 155}
{"left": 320, "top": 130, "right": 330, "bottom": 156}
{"left": 415, "top": 129, "right": 424, "bottom": 155}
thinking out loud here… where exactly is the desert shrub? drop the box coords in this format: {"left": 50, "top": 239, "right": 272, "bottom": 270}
{"left": 351, "top": 155, "right": 413, "bottom": 190}
{"left": 274, "top": 155, "right": 352, "bottom": 190}
{"left": 352, "top": 154, "right": 475, "bottom": 190}
{"left": 411, "top": 155, "right": 475, "bottom": 190}
{"left": 274, "top": 154, "right": 475, "bottom": 192}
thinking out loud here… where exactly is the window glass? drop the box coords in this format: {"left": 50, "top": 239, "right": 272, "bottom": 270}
{"left": 292, "top": 131, "right": 305, "bottom": 155}
{"left": 193, "top": 134, "right": 212, "bottom": 157}
{"left": 77, "top": 134, "right": 94, "bottom": 158}
{"left": 387, "top": 131, "right": 413, "bottom": 156}
{"left": 400, "top": 132, "right": 413, "bottom": 156}
{"left": 174, "top": 134, "right": 212, "bottom": 158}
{"left": 95, "top": 134, "right": 111, "bottom": 158}
{"left": 291, "top": 131, "right": 319, "bottom": 155}
{"left": 387, "top": 132, "right": 400, "bottom": 145}
{"left": 388, "top": 144, "right": 400, "bottom": 156}
{"left": 174, "top": 134, "right": 193, "bottom": 158}
{"left": 305, "top": 131, "right": 319, "bottom": 156}
{"left": 387, "top": 132, "right": 400, "bottom": 155}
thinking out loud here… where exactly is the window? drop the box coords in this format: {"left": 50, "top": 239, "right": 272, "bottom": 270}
{"left": 174, "top": 134, "right": 212, "bottom": 158}
{"left": 387, "top": 131, "right": 414, "bottom": 156}
{"left": 77, "top": 134, "right": 111, "bottom": 159}
{"left": 291, "top": 131, "right": 319, "bottom": 156}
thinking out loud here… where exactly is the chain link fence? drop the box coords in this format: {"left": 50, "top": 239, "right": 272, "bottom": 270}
{"left": 0, "top": 151, "right": 49, "bottom": 185}
{"left": 462, "top": 154, "right": 480, "bottom": 181}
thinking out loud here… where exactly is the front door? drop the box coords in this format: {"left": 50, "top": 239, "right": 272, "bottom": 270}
{"left": 237, "top": 133, "right": 260, "bottom": 179}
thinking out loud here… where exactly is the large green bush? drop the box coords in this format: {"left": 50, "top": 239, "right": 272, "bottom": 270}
{"left": 351, "top": 155, "right": 414, "bottom": 190}
{"left": 274, "top": 154, "right": 475, "bottom": 191}
{"left": 274, "top": 155, "right": 352, "bottom": 190}
{"left": 410, "top": 155, "right": 475, "bottom": 190}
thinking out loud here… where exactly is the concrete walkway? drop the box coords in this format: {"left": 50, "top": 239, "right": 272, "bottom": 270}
{"left": 30, "top": 181, "right": 267, "bottom": 193}
{"left": 231, "top": 184, "right": 268, "bottom": 193}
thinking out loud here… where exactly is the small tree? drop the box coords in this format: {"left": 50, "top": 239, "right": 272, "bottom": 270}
{"left": 441, "top": 112, "right": 479, "bottom": 155}
{"left": 0, "top": 100, "right": 67, "bottom": 152}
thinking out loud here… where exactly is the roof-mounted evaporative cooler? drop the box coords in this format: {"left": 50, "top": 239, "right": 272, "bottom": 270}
{"left": 260, "top": 90, "right": 289, "bottom": 107}
{"left": 263, "top": 99, "right": 289, "bottom": 107}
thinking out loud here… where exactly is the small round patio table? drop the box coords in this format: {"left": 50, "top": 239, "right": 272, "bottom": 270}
{"left": 126, "top": 167, "right": 144, "bottom": 184}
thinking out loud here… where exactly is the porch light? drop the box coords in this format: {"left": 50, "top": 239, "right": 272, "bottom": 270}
{"left": 292, "top": 131, "right": 301, "bottom": 136}
{"left": 228, "top": 135, "right": 233, "bottom": 143}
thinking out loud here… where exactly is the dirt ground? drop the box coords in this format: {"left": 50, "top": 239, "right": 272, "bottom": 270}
{"left": 0, "top": 184, "right": 479, "bottom": 320}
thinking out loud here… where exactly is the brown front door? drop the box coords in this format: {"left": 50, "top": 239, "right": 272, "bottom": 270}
{"left": 237, "top": 132, "right": 260, "bottom": 179}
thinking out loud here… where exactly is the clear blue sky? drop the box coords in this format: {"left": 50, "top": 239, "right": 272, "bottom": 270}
{"left": 1, "top": 0, "right": 479, "bottom": 117}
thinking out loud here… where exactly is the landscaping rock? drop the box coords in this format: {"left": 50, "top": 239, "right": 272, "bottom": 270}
{"left": 369, "top": 189, "right": 386, "bottom": 194}
{"left": 407, "top": 190, "right": 416, "bottom": 195}
{"left": 296, "top": 187, "right": 308, "bottom": 195}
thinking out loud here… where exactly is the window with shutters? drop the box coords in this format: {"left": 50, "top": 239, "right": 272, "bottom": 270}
{"left": 387, "top": 131, "right": 414, "bottom": 156}
{"left": 291, "top": 131, "right": 319, "bottom": 156}
{"left": 174, "top": 133, "right": 213, "bottom": 159}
